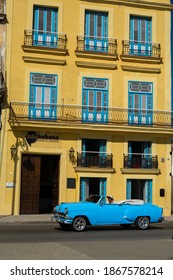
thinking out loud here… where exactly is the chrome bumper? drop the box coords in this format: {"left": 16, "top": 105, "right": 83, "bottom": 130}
{"left": 51, "top": 213, "right": 73, "bottom": 224}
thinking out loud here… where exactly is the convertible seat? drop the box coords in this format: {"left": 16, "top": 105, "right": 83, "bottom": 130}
{"left": 118, "top": 199, "right": 144, "bottom": 205}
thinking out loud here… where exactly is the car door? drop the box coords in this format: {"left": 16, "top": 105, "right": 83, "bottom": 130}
{"left": 97, "top": 203, "right": 124, "bottom": 224}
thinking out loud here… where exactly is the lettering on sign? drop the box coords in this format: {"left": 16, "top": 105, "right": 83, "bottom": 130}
{"left": 26, "top": 131, "right": 59, "bottom": 146}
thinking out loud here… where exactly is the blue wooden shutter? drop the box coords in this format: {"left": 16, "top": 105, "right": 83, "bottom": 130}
{"left": 29, "top": 74, "right": 57, "bottom": 119}
{"left": 145, "top": 180, "right": 152, "bottom": 203}
{"left": 99, "top": 139, "right": 106, "bottom": 167}
{"left": 130, "top": 16, "right": 152, "bottom": 56}
{"left": 33, "top": 6, "right": 58, "bottom": 48}
{"left": 85, "top": 11, "right": 108, "bottom": 52}
{"left": 99, "top": 178, "right": 106, "bottom": 202}
{"left": 80, "top": 178, "right": 89, "bottom": 201}
{"left": 126, "top": 180, "right": 132, "bottom": 199}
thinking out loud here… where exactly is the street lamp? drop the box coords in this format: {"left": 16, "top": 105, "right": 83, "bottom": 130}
{"left": 10, "top": 144, "right": 17, "bottom": 160}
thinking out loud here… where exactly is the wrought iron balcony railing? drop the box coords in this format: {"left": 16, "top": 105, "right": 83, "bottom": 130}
{"left": 76, "top": 35, "right": 117, "bottom": 55}
{"left": 122, "top": 40, "right": 161, "bottom": 58}
{"left": 23, "top": 30, "right": 67, "bottom": 50}
{"left": 77, "top": 152, "right": 113, "bottom": 168}
{"left": 9, "top": 102, "right": 173, "bottom": 128}
{"left": 123, "top": 154, "right": 158, "bottom": 169}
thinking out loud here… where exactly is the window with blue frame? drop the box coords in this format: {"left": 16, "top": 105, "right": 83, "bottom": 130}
{"left": 80, "top": 177, "right": 106, "bottom": 202}
{"left": 82, "top": 77, "right": 108, "bottom": 123}
{"left": 29, "top": 73, "right": 57, "bottom": 120}
{"left": 130, "top": 16, "right": 152, "bottom": 56}
{"left": 84, "top": 10, "right": 108, "bottom": 52}
{"left": 126, "top": 179, "right": 152, "bottom": 203}
{"left": 128, "top": 81, "right": 153, "bottom": 125}
{"left": 128, "top": 141, "right": 152, "bottom": 168}
{"left": 33, "top": 6, "right": 58, "bottom": 48}
{"left": 81, "top": 139, "right": 107, "bottom": 167}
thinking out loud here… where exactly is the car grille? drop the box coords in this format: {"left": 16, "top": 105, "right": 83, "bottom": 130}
{"left": 57, "top": 212, "right": 66, "bottom": 218}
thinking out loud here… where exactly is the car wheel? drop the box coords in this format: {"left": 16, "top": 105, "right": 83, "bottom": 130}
{"left": 72, "top": 216, "right": 87, "bottom": 232}
{"left": 135, "top": 216, "right": 150, "bottom": 230}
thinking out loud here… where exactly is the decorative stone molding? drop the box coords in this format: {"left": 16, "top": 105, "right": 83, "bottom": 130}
{"left": 22, "top": 56, "right": 66, "bottom": 65}
{"left": 75, "top": 61, "right": 117, "bottom": 69}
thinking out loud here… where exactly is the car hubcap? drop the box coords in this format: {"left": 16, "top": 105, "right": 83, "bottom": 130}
{"left": 74, "top": 218, "right": 86, "bottom": 231}
{"left": 138, "top": 217, "right": 149, "bottom": 229}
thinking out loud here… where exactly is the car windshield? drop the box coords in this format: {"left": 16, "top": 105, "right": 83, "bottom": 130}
{"left": 85, "top": 195, "right": 101, "bottom": 203}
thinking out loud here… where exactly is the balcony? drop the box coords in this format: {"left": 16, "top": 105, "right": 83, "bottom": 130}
{"left": 9, "top": 102, "right": 173, "bottom": 129}
{"left": 123, "top": 154, "right": 158, "bottom": 169}
{"left": 121, "top": 40, "right": 161, "bottom": 62}
{"left": 22, "top": 30, "right": 67, "bottom": 54}
{"left": 76, "top": 35, "right": 118, "bottom": 57}
{"left": 77, "top": 152, "right": 113, "bottom": 168}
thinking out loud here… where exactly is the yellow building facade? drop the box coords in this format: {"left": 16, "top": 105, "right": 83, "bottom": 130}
{"left": 0, "top": 0, "right": 173, "bottom": 216}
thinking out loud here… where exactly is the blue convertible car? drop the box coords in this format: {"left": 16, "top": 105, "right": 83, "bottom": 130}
{"left": 51, "top": 195, "right": 163, "bottom": 232}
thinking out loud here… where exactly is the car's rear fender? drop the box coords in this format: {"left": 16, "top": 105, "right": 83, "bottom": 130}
{"left": 123, "top": 205, "right": 151, "bottom": 222}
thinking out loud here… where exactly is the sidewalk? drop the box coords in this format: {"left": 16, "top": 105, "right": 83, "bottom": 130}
{"left": 0, "top": 214, "right": 172, "bottom": 223}
{"left": 0, "top": 214, "right": 51, "bottom": 223}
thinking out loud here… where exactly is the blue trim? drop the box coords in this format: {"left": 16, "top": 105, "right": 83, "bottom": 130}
{"left": 80, "top": 177, "right": 106, "bottom": 202}
{"left": 145, "top": 180, "right": 152, "bottom": 203}
{"left": 130, "top": 16, "right": 152, "bottom": 56}
{"left": 126, "top": 179, "right": 152, "bottom": 203}
{"left": 126, "top": 180, "right": 131, "bottom": 199}
{"left": 33, "top": 6, "right": 58, "bottom": 48}
{"left": 85, "top": 11, "right": 108, "bottom": 52}
{"left": 128, "top": 81, "right": 153, "bottom": 125}
{"left": 80, "top": 178, "right": 90, "bottom": 201}
{"left": 82, "top": 77, "right": 108, "bottom": 123}
{"left": 100, "top": 178, "right": 106, "bottom": 202}
{"left": 29, "top": 73, "right": 58, "bottom": 120}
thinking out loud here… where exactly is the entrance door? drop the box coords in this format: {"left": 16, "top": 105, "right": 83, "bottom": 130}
{"left": 20, "top": 154, "right": 60, "bottom": 214}
{"left": 126, "top": 179, "right": 152, "bottom": 203}
{"left": 20, "top": 154, "right": 41, "bottom": 214}
{"left": 80, "top": 177, "right": 106, "bottom": 201}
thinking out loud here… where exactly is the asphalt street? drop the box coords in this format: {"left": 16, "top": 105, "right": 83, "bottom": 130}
{"left": 0, "top": 222, "right": 172, "bottom": 260}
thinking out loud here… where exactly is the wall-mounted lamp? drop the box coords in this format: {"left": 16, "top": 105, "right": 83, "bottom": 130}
{"left": 0, "top": 14, "right": 7, "bottom": 24}
{"left": 69, "top": 147, "right": 76, "bottom": 164}
{"left": 10, "top": 144, "right": 17, "bottom": 160}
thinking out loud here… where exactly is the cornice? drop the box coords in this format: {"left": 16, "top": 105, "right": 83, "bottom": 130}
{"left": 76, "top": 61, "right": 117, "bottom": 69}
{"left": 74, "top": 167, "right": 116, "bottom": 173}
{"left": 75, "top": 50, "right": 118, "bottom": 60}
{"left": 22, "top": 56, "right": 66, "bottom": 65}
{"left": 121, "top": 65, "right": 161, "bottom": 73}
{"left": 120, "top": 54, "right": 162, "bottom": 64}
{"left": 22, "top": 45, "right": 68, "bottom": 56}
{"left": 121, "top": 168, "right": 161, "bottom": 174}
{"left": 80, "top": 0, "right": 173, "bottom": 10}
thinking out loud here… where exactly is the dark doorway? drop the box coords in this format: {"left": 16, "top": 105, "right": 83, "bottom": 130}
{"left": 20, "top": 154, "right": 60, "bottom": 214}
{"left": 88, "top": 178, "right": 100, "bottom": 195}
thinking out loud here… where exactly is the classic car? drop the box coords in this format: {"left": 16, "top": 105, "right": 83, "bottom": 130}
{"left": 51, "top": 195, "right": 163, "bottom": 232}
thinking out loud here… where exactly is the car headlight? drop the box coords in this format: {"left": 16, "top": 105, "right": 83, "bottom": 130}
{"left": 53, "top": 206, "right": 60, "bottom": 213}
{"left": 64, "top": 207, "right": 68, "bottom": 215}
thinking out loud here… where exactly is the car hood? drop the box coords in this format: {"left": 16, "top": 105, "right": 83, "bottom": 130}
{"left": 55, "top": 201, "right": 94, "bottom": 212}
